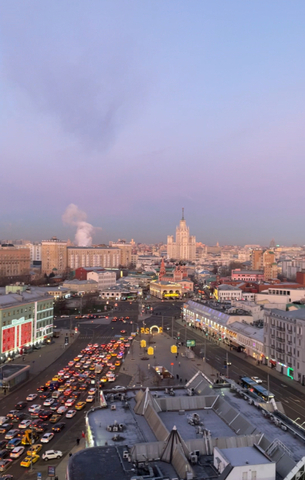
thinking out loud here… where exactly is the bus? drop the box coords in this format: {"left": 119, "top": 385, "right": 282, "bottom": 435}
{"left": 240, "top": 377, "right": 274, "bottom": 402}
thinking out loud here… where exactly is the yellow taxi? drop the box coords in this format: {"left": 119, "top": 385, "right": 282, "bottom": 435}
{"left": 27, "top": 444, "right": 42, "bottom": 456}
{"left": 115, "top": 361, "right": 121, "bottom": 367}
{"left": 21, "top": 454, "right": 40, "bottom": 467}
{"left": 52, "top": 375, "right": 59, "bottom": 381}
{"left": 89, "top": 365, "right": 95, "bottom": 371}
{"left": 111, "top": 352, "right": 117, "bottom": 357}
{"left": 100, "top": 376, "right": 108, "bottom": 383}
{"left": 75, "top": 402, "right": 86, "bottom": 411}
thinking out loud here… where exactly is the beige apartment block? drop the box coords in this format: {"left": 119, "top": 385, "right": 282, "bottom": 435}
{"left": 67, "top": 246, "right": 120, "bottom": 270}
{"left": 109, "top": 241, "right": 132, "bottom": 267}
{"left": 41, "top": 238, "right": 67, "bottom": 275}
{"left": 0, "top": 245, "right": 31, "bottom": 277}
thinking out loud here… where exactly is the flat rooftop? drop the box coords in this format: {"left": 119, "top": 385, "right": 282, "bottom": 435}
{"left": 220, "top": 446, "right": 271, "bottom": 466}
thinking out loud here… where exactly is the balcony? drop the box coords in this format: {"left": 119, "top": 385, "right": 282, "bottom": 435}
{"left": 276, "top": 337, "right": 285, "bottom": 343}
{"left": 270, "top": 333, "right": 275, "bottom": 338}
{"left": 276, "top": 346, "right": 285, "bottom": 354}
{"left": 276, "top": 326, "right": 285, "bottom": 332}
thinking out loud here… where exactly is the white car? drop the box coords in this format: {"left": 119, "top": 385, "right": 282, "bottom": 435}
{"left": 65, "top": 399, "right": 75, "bottom": 407}
{"left": 28, "top": 404, "right": 41, "bottom": 413}
{"left": 19, "top": 419, "right": 32, "bottom": 429}
{"left": 43, "top": 398, "right": 55, "bottom": 407}
{"left": 5, "top": 429, "right": 19, "bottom": 440}
{"left": 86, "top": 395, "right": 94, "bottom": 403}
{"left": 26, "top": 393, "right": 38, "bottom": 401}
{"left": 108, "top": 375, "right": 116, "bottom": 382}
{"left": 113, "top": 385, "right": 126, "bottom": 391}
{"left": 42, "top": 449, "right": 63, "bottom": 461}
{"left": 41, "top": 432, "right": 54, "bottom": 443}
{"left": 57, "top": 406, "right": 68, "bottom": 414}
{"left": 10, "top": 446, "right": 25, "bottom": 458}
{"left": 65, "top": 410, "right": 76, "bottom": 419}
{"left": 251, "top": 376, "right": 263, "bottom": 384}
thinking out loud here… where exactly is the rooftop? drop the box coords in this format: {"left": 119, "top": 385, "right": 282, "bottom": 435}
{"left": 219, "top": 446, "right": 271, "bottom": 466}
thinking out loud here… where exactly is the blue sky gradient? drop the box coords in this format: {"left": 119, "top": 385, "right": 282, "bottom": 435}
{"left": 1, "top": 1, "right": 305, "bottom": 245}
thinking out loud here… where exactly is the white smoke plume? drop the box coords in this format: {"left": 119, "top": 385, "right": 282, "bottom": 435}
{"left": 62, "top": 204, "right": 97, "bottom": 247}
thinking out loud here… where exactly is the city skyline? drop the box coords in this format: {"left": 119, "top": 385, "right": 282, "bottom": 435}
{"left": 1, "top": 2, "right": 305, "bottom": 244}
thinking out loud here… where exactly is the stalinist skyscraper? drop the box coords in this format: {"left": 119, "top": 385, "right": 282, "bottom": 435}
{"left": 167, "top": 209, "right": 196, "bottom": 261}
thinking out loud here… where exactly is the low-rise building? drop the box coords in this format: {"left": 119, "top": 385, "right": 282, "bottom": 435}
{"left": 62, "top": 279, "right": 98, "bottom": 294}
{"left": 150, "top": 280, "right": 182, "bottom": 299}
{"left": 0, "top": 286, "right": 53, "bottom": 356}
{"left": 87, "top": 271, "right": 116, "bottom": 290}
{"left": 231, "top": 269, "right": 264, "bottom": 282}
{"left": 214, "top": 284, "right": 243, "bottom": 302}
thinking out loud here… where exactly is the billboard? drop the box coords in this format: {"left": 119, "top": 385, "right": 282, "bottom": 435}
{"left": 186, "top": 339, "right": 196, "bottom": 347}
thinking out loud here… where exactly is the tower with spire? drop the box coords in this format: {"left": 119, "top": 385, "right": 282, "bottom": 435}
{"left": 167, "top": 209, "right": 196, "bottom": 261}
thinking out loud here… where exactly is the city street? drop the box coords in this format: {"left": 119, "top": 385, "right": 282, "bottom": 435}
{"left": 0, "top": 299, "right": 304, "bottom": 479}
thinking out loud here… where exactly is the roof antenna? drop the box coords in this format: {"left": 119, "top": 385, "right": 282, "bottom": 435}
{"left": 182, "top": 207, "right": 184, "bottom": 220}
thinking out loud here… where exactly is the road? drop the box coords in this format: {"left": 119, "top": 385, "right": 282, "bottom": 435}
{"left": 0, "top": 309, "right": 137, "bottom": 480}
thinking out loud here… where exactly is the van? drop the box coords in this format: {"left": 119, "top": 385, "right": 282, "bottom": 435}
{"left": 0, "top": 417, "right": 8, "bottom": 426}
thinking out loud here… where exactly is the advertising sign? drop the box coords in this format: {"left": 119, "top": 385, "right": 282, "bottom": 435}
{"left": 186, "top": 339, "right": 196, "bottom": 347}
{"left": 47, "top": 466, "right": 56, "bottom": 477}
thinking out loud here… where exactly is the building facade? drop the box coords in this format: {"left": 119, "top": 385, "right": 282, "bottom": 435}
{"left": 264, "top": 308, "right": 305, "bottom": 384}
{"left": 41, "top": 238, "right": 67, "bottom": 275}
{"left": 0, "top": 287, "right": 53, "bottom": 357}
{"left": 0, "top": 245, "right": 31, "bottom": 279}
{"left": 67, "top": 247, "right": 120, "bottom": 270}
{"left": 87, "top": 271, "right": 116, "bottom": 290}
{"left": 214, "top": 285, "right": 243, "bottom": 302}
{"left": 150, "top": 280, "right": 182, "bottom": 299}
{"left": 109, "top": 241, "right": 132, "bottom": 267}
{"left": 167, "top": 209, "right": 196, "bottom": 261}
{"left": 231, "top": 269, "right": 264, "bottom": 282}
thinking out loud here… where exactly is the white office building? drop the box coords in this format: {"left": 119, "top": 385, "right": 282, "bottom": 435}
{"left": 87, "top": 271, "right": 116, "bottom": 291}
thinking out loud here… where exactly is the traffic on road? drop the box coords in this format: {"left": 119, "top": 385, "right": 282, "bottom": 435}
{"left": 0, "top": 315, "right": 133, "bottom": 479}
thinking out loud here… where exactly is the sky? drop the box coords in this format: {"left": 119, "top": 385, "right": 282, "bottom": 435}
{"left": 1, "top": 1, "right": 305, "bottom": 246}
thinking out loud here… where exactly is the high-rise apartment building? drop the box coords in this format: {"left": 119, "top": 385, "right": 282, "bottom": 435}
{"left": 67, "top": 246, "right": 120, "bottom": 270}
{"left": 0, "top": 245, "right": 31, "bottom": 279}
{"left": 167, "top": 209, "right": 196, "bottom": 261}
{"left": 41, "top": 238, "right": 67, "bottom": 275}
{"left": 251, "top": 249, "right": 263, "bottom": 270}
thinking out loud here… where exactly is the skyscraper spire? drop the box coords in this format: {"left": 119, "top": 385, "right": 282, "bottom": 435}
{"left": 182, "top": 207, "right": 184, "bottom": 220}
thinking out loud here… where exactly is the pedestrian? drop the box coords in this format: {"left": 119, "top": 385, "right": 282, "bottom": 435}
{"left": 81, "top": 431, "right": 85, "bottom": 438}
{"left": 178, "top": 361, "right": 180, "bottom": 366}
{"left": 76, "top": 438, "right": 80, "bottom": 446}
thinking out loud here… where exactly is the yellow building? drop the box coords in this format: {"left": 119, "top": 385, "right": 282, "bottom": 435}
{"left": 150, "top": 280, "right": 182, "bottom": 299}
{"left": 41, "top": 238, "right": 67, "bottom": 275}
